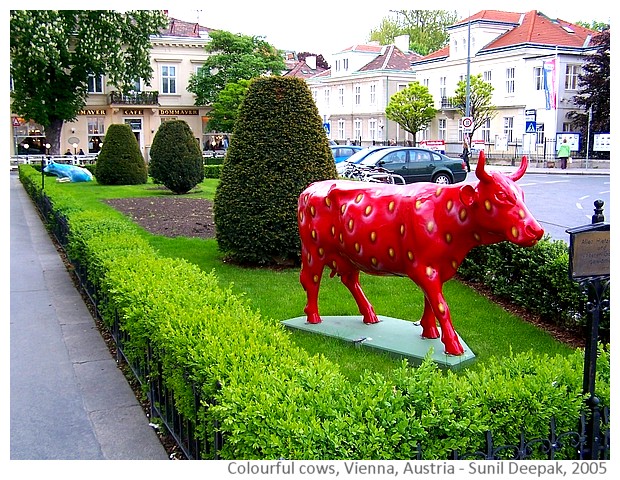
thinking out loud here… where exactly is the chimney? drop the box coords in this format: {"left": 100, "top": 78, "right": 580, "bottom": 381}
{"left": 394, "top": 34, "right": 410, "bottom": 52}
{"left": 306, "top": 55, "right": 317, "bottom": 70}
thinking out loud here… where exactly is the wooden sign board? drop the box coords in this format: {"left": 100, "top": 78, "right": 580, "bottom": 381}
{"left": 566, "top": 223, "right": 610, "bottom": 280}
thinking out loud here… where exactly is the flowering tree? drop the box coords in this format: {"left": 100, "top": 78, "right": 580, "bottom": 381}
{"left": 10, "top": 10, "right": 168, "bottom": 154}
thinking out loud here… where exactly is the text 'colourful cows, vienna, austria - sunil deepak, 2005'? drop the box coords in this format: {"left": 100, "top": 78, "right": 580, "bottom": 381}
{"left": 297, "top": 151, "right": 544, "bottom": 356}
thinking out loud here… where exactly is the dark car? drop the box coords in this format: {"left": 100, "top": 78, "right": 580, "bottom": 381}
{"left": 358, "top": 147, "right": 467, "bottom": 184}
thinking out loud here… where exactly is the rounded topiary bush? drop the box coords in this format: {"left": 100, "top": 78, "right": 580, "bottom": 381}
{"left": 149, "top": 120, "right": 204, "bottom": 194}
{"left": 213, "top": 76, "right": 337, "bottom": 267}
{"left": 95, "top": 123, "right": 147, "bottom": 185}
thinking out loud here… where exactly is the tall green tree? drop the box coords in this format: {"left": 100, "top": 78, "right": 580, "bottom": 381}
{"left": 10, "top": 10, "right": 168, "bottom": 155}
{"left": 369, "top": 10, "right": 458, "bottom": 55}
{"left": 385, "top": 82, "right": 436, "bottom": 146}
{"left": 188, "top": 30, "right": 286, "bottom": 107}
{"left": 205, "top": 79, "right": 250, "bottom": 134}
{"left": 567, "top": 28, "right": 610, "bottom": 157}
{"left": 453, "top": 74, "right": 497, "bottom": 140}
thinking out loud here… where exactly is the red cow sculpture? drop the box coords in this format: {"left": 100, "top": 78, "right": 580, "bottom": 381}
{"left": 297, "top": 152, "right": 544, "bottom": 356}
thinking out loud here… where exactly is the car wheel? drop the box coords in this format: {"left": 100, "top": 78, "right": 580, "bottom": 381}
{"left": 433, "top": 173, "right": 452, "bottom": 184}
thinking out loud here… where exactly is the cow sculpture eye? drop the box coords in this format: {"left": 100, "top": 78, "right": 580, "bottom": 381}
{"left": 494, "top": 191, "right": 515, "bottom": 205}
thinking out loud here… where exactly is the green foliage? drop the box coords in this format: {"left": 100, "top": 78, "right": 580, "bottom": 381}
{"left": 94, "top": 123, "right": 147, "bottom": 185}
{"left": 214, "top": 76, "right": 337, "bottom": 266}
{"left": 385, "top": 81, "right": 437, "bottom": 145}
{"left": 9, "top": 10, "right": 168, "bottom": 155}
{"left": 453, "top": 74, "right": 497, "bottom": 138}
{"left": 149, "top": 120, "right": 204, "bottom": 194}
{"left": 458, "top": 237, "right": 609, "bottom": 333}
{"left": 369, "top": 10, "right": 458, "bottom": 55}
{"left": 187, "top": 30, "right": 286, "bottom": 106}
{"left": 206, "top": 79, "right": 250, "bottom": 133}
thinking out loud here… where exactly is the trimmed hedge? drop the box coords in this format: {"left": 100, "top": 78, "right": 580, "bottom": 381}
{"left": 18, "top": 164, "right": 610, "bottom": 460}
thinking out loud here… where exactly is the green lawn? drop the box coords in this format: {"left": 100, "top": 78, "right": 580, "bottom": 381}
{"left": 57, "top": 177, "right": 576, "bottom": 380}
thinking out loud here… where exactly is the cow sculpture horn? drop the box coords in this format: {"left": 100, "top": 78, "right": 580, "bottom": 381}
{"left": 476, "top": 151, "right": 528, "bottom": 182}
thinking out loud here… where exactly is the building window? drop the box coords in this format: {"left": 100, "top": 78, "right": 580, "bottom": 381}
{"left": 439, "top": 77, "right": 446, "bottom": 99}
{"left": 503, "top": 116, "right": 514, "bottom": 142}
{"left": 343, "top": 58, "right": 349, "bottom": 71}
{"left": 482, "top": 119, "right": 491, "bottom": 143}
{"left": 161, "top": 65, "right": 176, "bottom": 94}
{"left": 483, "top": 70, "right": 492, "bottom": 83}
{"left": 87, "top": 117, "right": 105, "bottom": 153}
{"left": 354, "top": 85, "right": 361, "bottom": 105}
{"left": 370, "top": 83, "right": 376, "bottom": 105}
{"left": 87, "top": 74, "right": 104, "bottom": 94}
{"left": 338, "top": 119, "right": 345, "bottom": 140}
{"left": 335, "top": 60, "right": 340, "bottom": 72}
{"left": 438, "top": 118, "right": 447, "bottom": 140}
{"left": 324, "top": 88, "right": 330, "bottom": 106}
{"left": 422, "top": 78, "right": 429, "bottom": 88}
{"left": 312, "top": 88, "right": 318, "bottom": 103}
{"left": 533, "top": 67, "right": 543, "bottom": 91}
{"left": 131, "top": 78, "right": 141, "bottom": 92}
{"left": 338, "top": 86, "right": 344, "bottom": 107}
{"left": 565, "top": 64, "right": 580, "bottom": 90}
{"left": 369, "top": 119, "right": 377, "bottom": 141}
{"left": 536, "top": 124, "right": 544, "bottom": 144}
{"left": 506, "top": 68, "right": 515, "bottom": 94}
{"left": 354, "top": 119, "right": 361, "bottom": 141}
{"left": 562, "top": 122, "right": 574, "bottom": 132}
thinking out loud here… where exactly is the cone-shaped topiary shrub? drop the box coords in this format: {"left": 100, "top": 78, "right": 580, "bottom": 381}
{"left": 213, "top": 76, "right": 337, "bottom": 266}
{"left": 95, "top": 123, "right": 147, "bottom": 185}
{"left": 149, "top": 119, "right": 204, "bottom": 194}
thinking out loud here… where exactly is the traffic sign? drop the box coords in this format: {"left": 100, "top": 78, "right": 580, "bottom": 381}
{"left": 525, "top": 121, "right": 537, "bottom": 133}
{"left": 323, "top": 123, "right": 330, "bottom": 134}
{"left": 462, "top": 116, "right": 473, "bottom": 133}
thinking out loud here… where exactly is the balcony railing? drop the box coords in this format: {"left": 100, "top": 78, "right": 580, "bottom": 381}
{"left": 440, "top": 96, "right": 458, "bottom": 109}
{"left": 109, "top": 91, "right": 159, "bottom": 106}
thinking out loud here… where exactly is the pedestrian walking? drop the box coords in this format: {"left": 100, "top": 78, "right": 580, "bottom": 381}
{"left": 557, "top": 138, "right": 571, "bottom": 170}
{"left": 461, "top": 139, "right": 471, "bottom": 172}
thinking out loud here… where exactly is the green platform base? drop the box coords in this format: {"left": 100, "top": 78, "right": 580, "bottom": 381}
{"left": 282, "top": 315, "right": 476, "bottom": 370}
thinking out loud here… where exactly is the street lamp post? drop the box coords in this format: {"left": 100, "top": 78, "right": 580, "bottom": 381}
{"left": 43, "top": 143, "right": 51, "bottom": 189}
{"left": 23, "top": 143, "right": 29, "bottom": 164}
{"left": 72, "top": 142, "right": 78, "bottom": 164}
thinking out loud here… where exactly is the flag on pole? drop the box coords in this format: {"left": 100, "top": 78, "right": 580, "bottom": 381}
{"left": 543, "top": 59, "right": 557, "bottom": 110}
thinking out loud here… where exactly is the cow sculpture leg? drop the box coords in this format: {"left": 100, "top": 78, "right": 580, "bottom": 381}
{"left": 300, "top": 249, "right": 323, "bottom": 324}
{"left": 338, "top": 267, "right": 379, "bottom": 325}
{"left": 416, "top": 276, "right": 464, "bottom": 356}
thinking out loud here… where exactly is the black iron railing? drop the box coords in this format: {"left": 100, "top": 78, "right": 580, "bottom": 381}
{"left": 109, "top": 91, "right": 159, "bottom": 105}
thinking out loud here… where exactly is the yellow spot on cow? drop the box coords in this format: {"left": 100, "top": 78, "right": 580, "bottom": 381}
{"left": 445, "top": 233, "right": 452, "bottom": 243}
{"left": 438, "top": 303, "right": 445, "bottom": 314}
{"left": 446, "top": 199, "right": 453, "bottom": 211}
{"left": 415, "top": 200, "right": 422, "bottom": 210}
{"left": 519, "top": 209, "right": 525, "bottom": 219}
{"left": 426, "top": 266, "right": 433, "bottom": 277}
{"left": 355, "top": 193, "right": 363, "bottom": 203}
{"left": 365, "top": 205, "right": 372, "bottom": 215}
{"left": 512, "top": 226, "right": 519, "bottom": 238}
{"left": 355, "top": 242, "right": 361, "bottom": 253}
{"left": 388, "top": 201, "right": 395, "bottom": 212}
{"left": 332, "top": 261, "right": 337, "bottom": 269}
{"left": 313, "top": 274, "right": 319, "bottom": 283}
{"left": 451, "top": 260, "right": 458, "bottom": 269}
{"left": 474, "top": 232, "right": 481, "bottom": 241}
{"left": 325, "top": 197, "right": 331, "bottom": 207}
{"left": 426, "top": 221, "right": 434, "bottom": 233}
{"left": 340, "top": 204, "right": 346, "bottom": 214}
{"left": 484, "top": 199, "right": 492, "bottom": 211}
{"left": 435, "top": 187, "right": 443, "bottom": 196}
{"left": 400, "top": 224, "right": 405, "bottom": 235}
{"left": 331, "top": 225, "right": 336, "bottom": 236}
{"left": 310, "top": 205, "right": 316, "bottom": 216}
{"left": 339, "top": 233, "right": 343, "bottom": 243}
{"left": 307, "top": 252, "right": 311, "bottom": 263}
{"left": 370, "top": 231, "right": 377, "bottom": 242}
{"left": 371, "top": 257, "right": 378, "bottom": 266}
{"left": 318, "top": 247, "right": 324, "bottom": 256}
{"left": 348, "top": 219, "right": 354, "bottom": 231}
{"left": 388, "top": 247, "right": 395, "bottom": 258}
{"left": 311, "top": 229, "right": 317, "bottom": 239}
{"left": 299, "top": 211, "right": 304, "bottom": 222}
{"left": 459, "top": 208, "right": 467, "bottom": 221}
{"left": 408, "top": 251, "right": 414, "bottom": 261}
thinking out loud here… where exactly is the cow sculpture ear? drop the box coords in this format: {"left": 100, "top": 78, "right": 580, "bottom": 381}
{"left": 458, "top": 184, "right": 476, "bottom": 207}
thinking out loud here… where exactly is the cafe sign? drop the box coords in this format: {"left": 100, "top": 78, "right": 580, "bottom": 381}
{"left": 159, "top": 108, "right": 199, "bottom": 116}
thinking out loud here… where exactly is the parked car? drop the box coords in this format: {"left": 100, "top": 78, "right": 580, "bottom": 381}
{"left": 335, "top": 145, "right": 396, "bottom": 175}
{"left": 357, "top": 147, "right": 467, "bottom": 184}
{"left": 330, "top": 145, "right": 364, "bottom": 164}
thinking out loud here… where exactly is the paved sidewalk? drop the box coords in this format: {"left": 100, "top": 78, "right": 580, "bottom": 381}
{"left": 9, "top": 171, "right": 168, "bottom": 460}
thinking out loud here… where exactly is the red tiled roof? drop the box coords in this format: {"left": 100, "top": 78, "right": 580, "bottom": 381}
{"left": 416, "top": 10, "right": 597, "bottom": 63}
{"left": 359, "top": 45, "right": 413, "bottom": 72}
{"left": 337, "top": 44, "right": 384, "bottom": 54}
{"left": 163, "top": 17, "right": 212, "bottom": 38}
{"left": 283, "top": 60, "right": 327, "bottom": 79}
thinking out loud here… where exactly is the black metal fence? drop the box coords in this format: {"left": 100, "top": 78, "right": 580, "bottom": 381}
{"left": 31, "top": 189, "right": 610, "bottom": 461}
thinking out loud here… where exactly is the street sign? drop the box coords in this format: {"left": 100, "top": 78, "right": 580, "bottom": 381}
{"left": 525, "top": 121, "right": 537, "bottom": 133}
{"left": 323, "top": 123, "right": 330, "bottom": 134}
{"left": 462, "top": 116, "right": 473, "bottom": 133}
{"left": 525, "top": 109, "right": 537, "bottom": 122}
